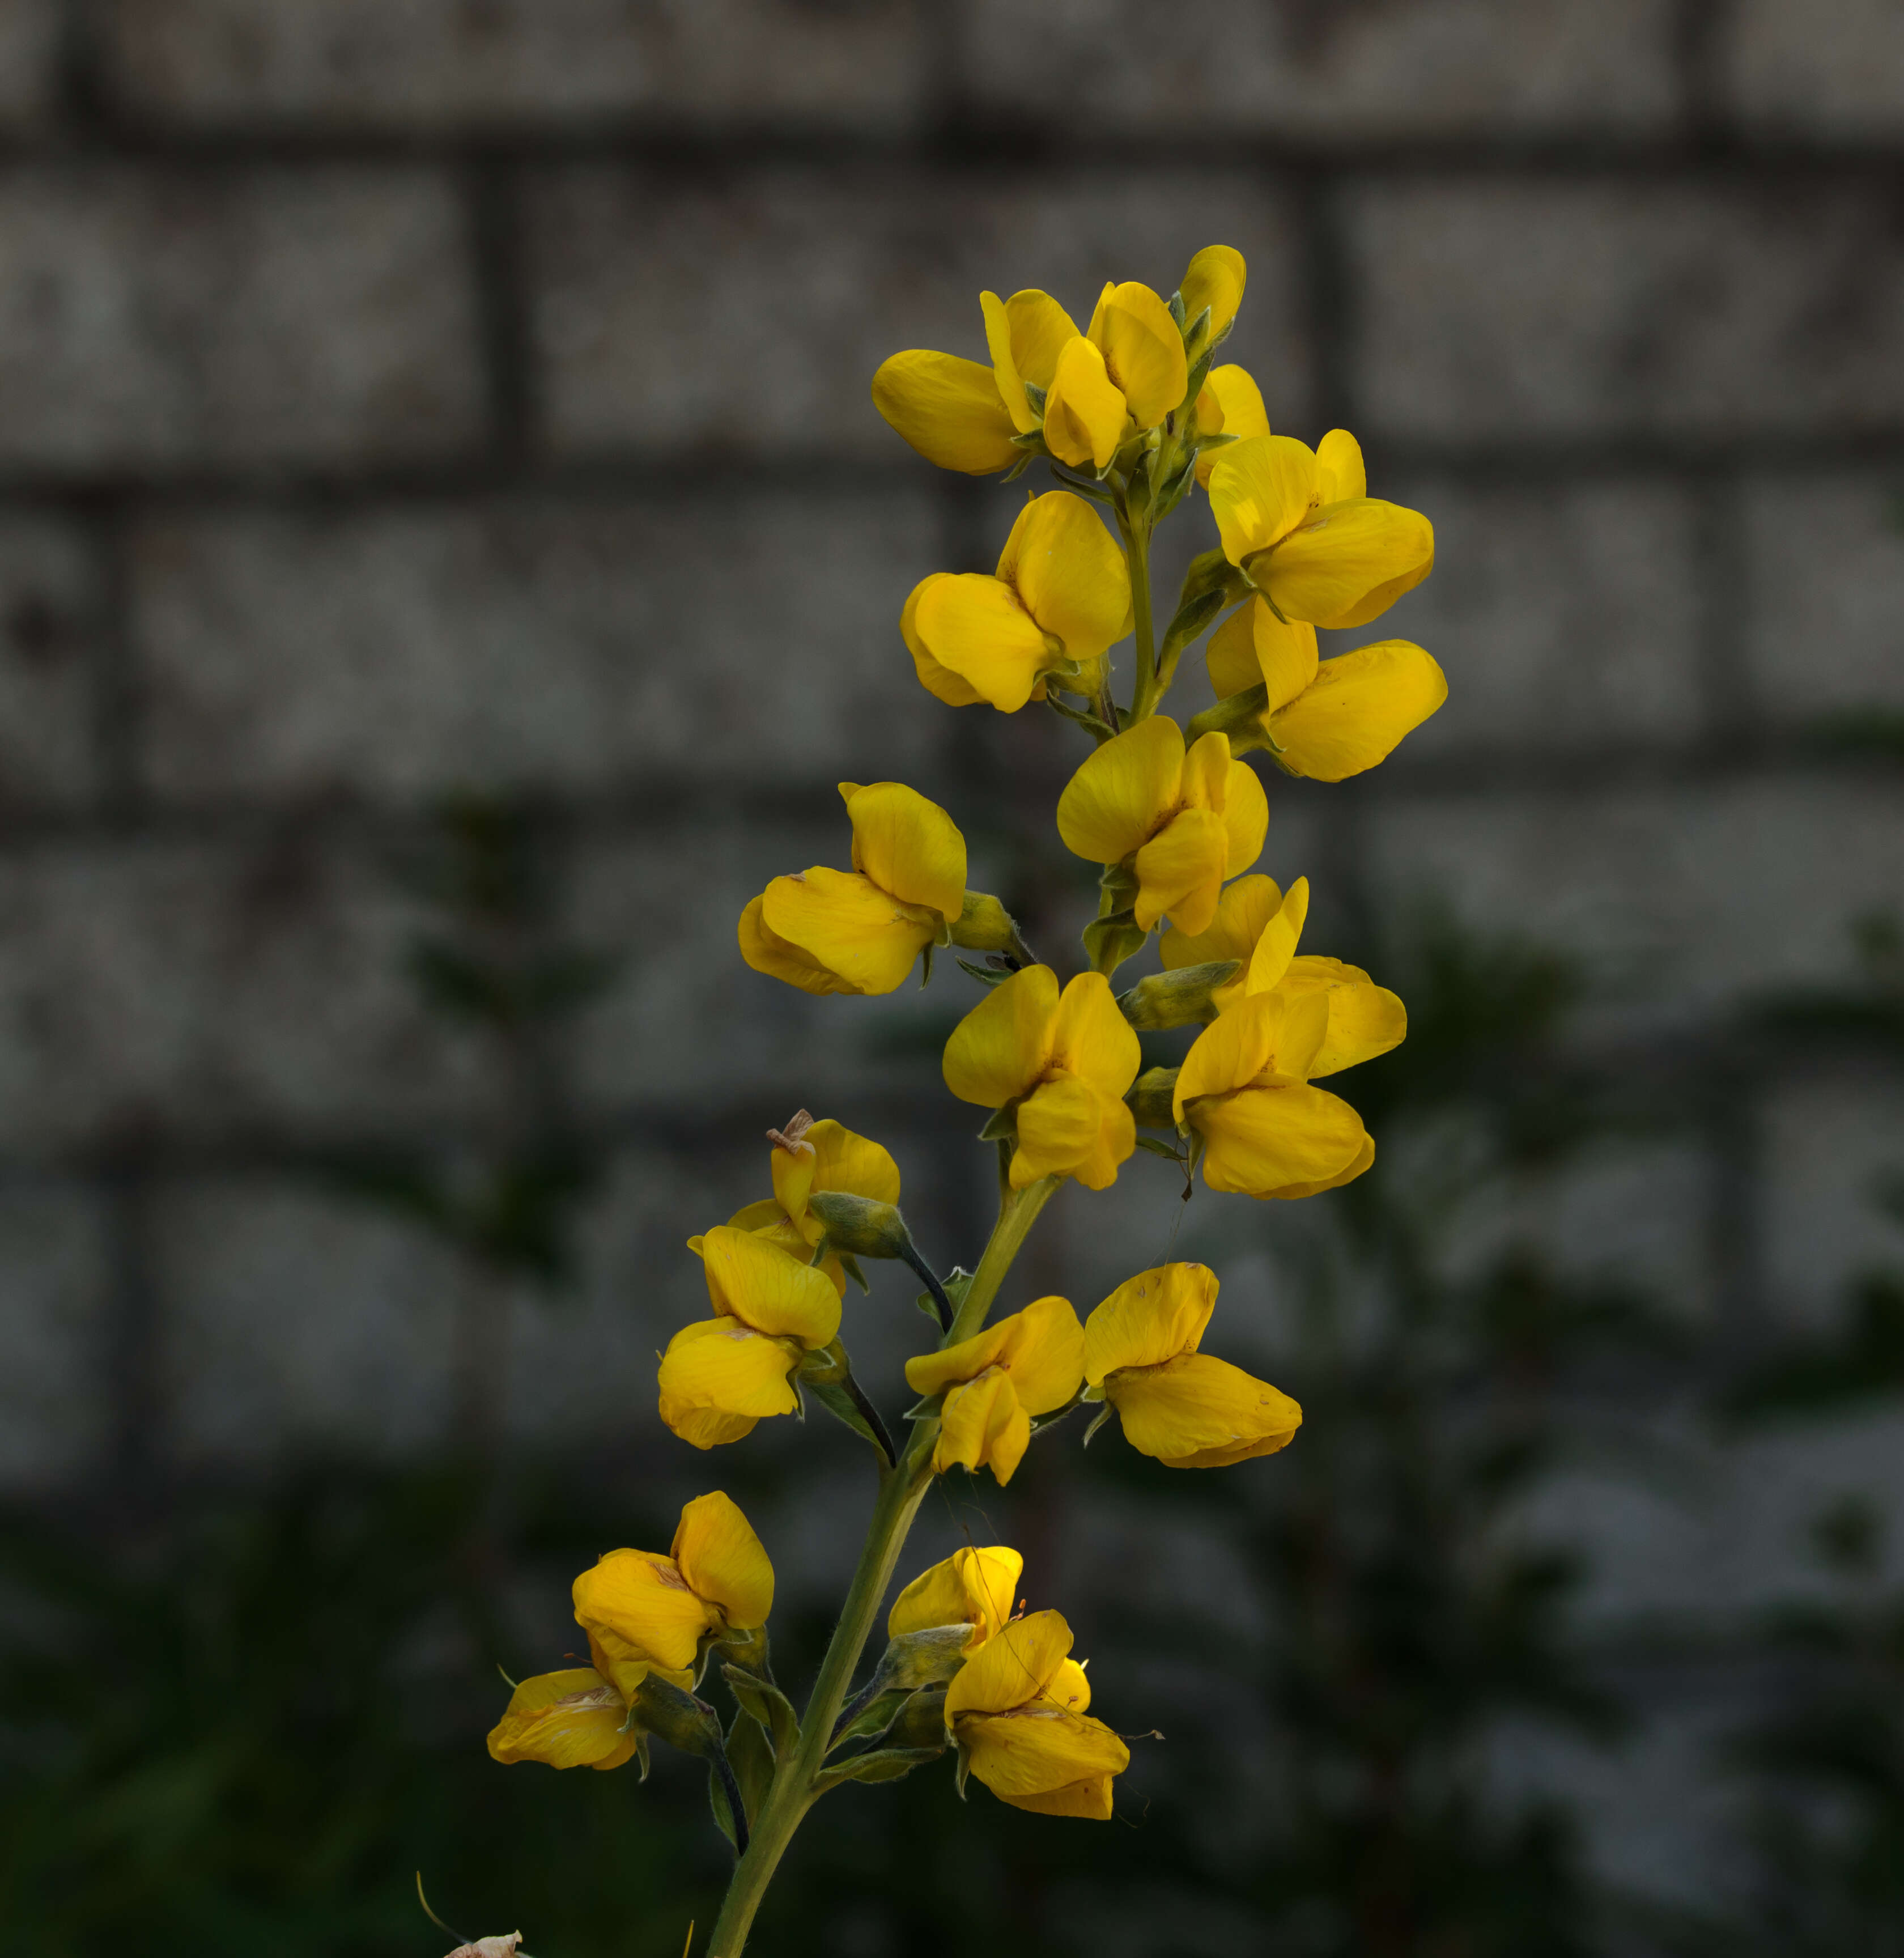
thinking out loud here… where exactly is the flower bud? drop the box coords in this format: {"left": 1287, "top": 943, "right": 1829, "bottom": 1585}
{"left": 628, "top": 1672, "right": 726, "bottom": 1761}
{"left": 949, "top": 889, "right": 1021, "bottom": 955}
{"left": 1126, "top": 1065, "right": 1181, "bottom": 1129}
{"left": 804, "top": 1190, "right": 913, "bottom": 1262}
{"left": 1116, "top": 960, "right": 1241, "bottom": 1031}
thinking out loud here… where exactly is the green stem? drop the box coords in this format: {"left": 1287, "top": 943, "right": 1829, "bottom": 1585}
{"left": 1122, "top": 501, "right": 1159, "bottom": 722}
{"left": 702, "top": 1177, "right": 1060, "bottom": 1955}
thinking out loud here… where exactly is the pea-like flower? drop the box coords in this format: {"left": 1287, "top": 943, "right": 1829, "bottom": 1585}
{"left": 1056, "top": 715, "right": 1268, "bottom": 937}
{"left": 904, "top": 1294, "right": 1085, "bottom": 1486}
{"left": 487, "top": 1659, "right": 680, "bottom": 1773}
{"left": 888, "top": 1545, "right": 1023, "bottom": 1647}
{"left": 740, "top": 781, "right": 967, "bottom": 996}
{"left": 1207, "top": 594, "right": 1446, "bottom": 781}
{"left": 1162, "top": 874, "right": 1408, "bottom": 1072}
{"left": 1172, "top": 988, "right": 1374, "bottom": 1200}
{"left": 571, "top": 1491, "right": 774, "bottom": 1686}
{"left": 1192, "top": 362, "right": 1270, "bottom": 486}
{"left": 944, "top": 1609, "right": 1129, "bottom": 1819}
{"left": 1208, "top": 430, "right": 1434, "bottom": 631}
{"left": 1082, "top": 1263, "right": 1302, "bottom": 1468}
{"left": 942, "top": 965, "right": 1141, "bottom": 1190}
{"left": 902, "top": 491, "right": 1132, "bottom": 713}
{"left": 659, "top": 1226, "right": 842, "bottom": 1449}
{"left": 1038, "top": 280, "right": 1188, "bottom": 472}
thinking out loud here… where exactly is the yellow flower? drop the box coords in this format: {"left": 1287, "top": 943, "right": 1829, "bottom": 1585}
{"left": 1192, "top": 363, "right": 1270, "bottom": 486}
{"left": 1055, "top": 715, "right": 1268, "bottom": 937}
{"left": 1172, "top": 988, "right": 1374, "bottom": 1200}
{"left": 942, "top": 965, "right": 1141, "bottom": 1190}
{"left": 1040, "top": 281, "right": 1188, "bottom": 472}
{"left": 487, "top": 1666, "right": 651, "bottom": 1772}
{"left": 1178, "top": 243, "right": 1247, "bottom": 343}
{"left": 1161, "top": 874, "right": 1408, "bottom": 1072}
{"left": 658, "top": 1226, "right": 842, "bottom": 1449}
{"left": 1082, "top": 1263, "right": 1302, "bottom": 1468}
{"left": 1207, "top": 595, "right": 1446, "bottom": 781}
{"left": 571, "top": 1491, "right": 774, "bottom": 1688}
{"left": 1207, "top": 430, "right": 1434, "bottom": 630}
{"left": 690, "top": 1108, "right": 900, "bottom": 1294}
{"left": 904, "top": 1295, "right": 1085, "bottom": 1486}
{"left": 902, "top": 491, "right": 1131, "bottom": 712}
{"left": 944, "top": 1609, "right": 1128, "bottom": 1819}
{"left": 740, "top": 780, "right": 967, "bottom": 996}
{"left": 888, "top": 1545, "right": 1023, "bottom": 1647}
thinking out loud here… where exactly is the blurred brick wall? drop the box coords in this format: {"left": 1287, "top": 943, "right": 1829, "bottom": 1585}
{"left": 1, "top": 0, "right": 1902, "bottom": 1899}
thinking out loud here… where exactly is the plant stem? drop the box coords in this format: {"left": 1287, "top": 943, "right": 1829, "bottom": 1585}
{"left": 1121, "top": 500, "right": 1159, "bottom": 722}
{"left": 702, "top": 1176, "right": 1060, "bottom": 1955}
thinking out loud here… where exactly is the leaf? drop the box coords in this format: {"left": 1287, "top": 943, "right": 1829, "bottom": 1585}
{"left": 722, "top": 1664, "right": 800, "bottom": 1759}
{"left": 707, "top": 1761, "right": 739, "bottom": 1850}
{"left": 811, "top": 1745, "right": 946, "bottom": 1795}
{"left": 800, "top": 1373, "right": 895, "bottom": 1466}
{"left": 725, "top": 1704, "right": 775, "bottom": 1822}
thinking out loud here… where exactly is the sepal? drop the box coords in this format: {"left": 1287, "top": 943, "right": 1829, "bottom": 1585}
{"left": 1116, "top": 960, "right": 1242, "bottom": 1030}
{"left": 1083, "top": 908, "right": 1147, "bottom": 977}
{"left": 722, "top": 1663, "right": 799, "bottom": 1759}
{"left": 1185, "top": 682, "right": 1272, "bottom": 756}
{"left": 805, "top": 1190, "right": 911, "bottom": 1261}
{"left": 949, "top": 889, "right": 1026, "bottom": 957}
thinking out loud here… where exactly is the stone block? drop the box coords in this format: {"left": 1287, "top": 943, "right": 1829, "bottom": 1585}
{"left": 1328, "top": 477, "right": 1705, "bottom": 758}
{"left": 1363, "top": 776, "right": 1904, "bottom": 1031}
{"left": 0, "top": 167, "right": 482, "bottom": 470}
{"left": 1726, "top": 0, "right": 1904, "bottom": 138}
{"left": 0, "top": 0, "right": 60, "bottom": 128}
{"left": 0, "top": 517, "right": 107, "bottom": 810}
{"left": 965, "top": 0, "right": 1679, "bottom": 138}
{"left": 1742, "top": 473, "right": 1904, "bottom": 723}
{"left": 101, "top": 0, "right": 926, "bottom": 131}
{"left": 1350, "top": 180, "right": 1904, "bottom": 440}
{"left": 133, "top": 490, "right": 944, "bottom": 804}
{"left": 0, "top": 1177, "right": 113, "bottom": 1487}
{"left": 528, "top": 167, "right": 1313, "bottom": 458}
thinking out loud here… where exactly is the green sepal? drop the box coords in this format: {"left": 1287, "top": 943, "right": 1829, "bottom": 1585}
{"left": 1022, "top": 380, "right": 1048, "bottom": 416}
{"left": 830, "top": 1684, "right": 914, "bottom": 1752}
{"left": 919, "top": 942, "right": 934, "bottom": 988}
{"left": 813, "top": 1745, "right": 946, "bottom": 1795}
{"left": 1002, "top": 451, "right": 1036, "bottom": 483}
{"left": 1180, "top": 324, "right": 1217, "bottom": 403}
{"left": 1185, "top": 683, "right": 1272, "bottom": 757}
{"left": 1127, "top": 1064, "right": 1181, "bottom": 1130}
{"left": 1116, "top": 960, "right": 1240, "bottom": 1031}
{"left": 797, "top": 1339, "right": 895, "bottom": 1464}
{"left": 726, "top": 1702, "right": 775, "bottom": 1820}
{"left": 840, "top": 1251, "right": 870, "bottom": 1294}
{"left": 1167, "top": 288, "right": 1187, "bottom": 330}
{"left": 1135, "top": 1135, "right": 1188, "bottom": 1162}
{"left": 1082, "top": 1403, "right": 1116, "bottom": 1448}
{"left": 708, "top": 1761, "right": 740, "bottom": 1849}
{"left": 956, "top": 957, "right": 1018, "bottom": 988}
{"left": 1083, "top": 907, "right": 1146, "bottom": 978}
{"left": 1157, "top": 587, "right": 1230, "bottom": 665}
{"left": 977, "top": 1102, "right": 1018, "bottom": 1143}
{"left": 1030, "top": 1389, "right": 1083, "bottom": 1435}
{"left": 722, "top": 1663, "right": 799, "bottom": 1760}
{"left": 630, "top": 1673, "right": 726, "bottom": 1760}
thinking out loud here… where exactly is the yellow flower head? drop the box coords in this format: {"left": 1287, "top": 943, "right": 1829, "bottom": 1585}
{"left": 570, "top": 1491, "right": 774, "bottom": 1692}
{"left": 902, "top": 491, "right": 1132, "bottom": 712}
{"left": 1193, "top": 363, "right": 1270, "bottom": 486}
{"left": 904, "top": 1295, "right": 1085, "bottom": 1486}
{"left": 1162, "top": 874, "right": 1408, "bottom": 1073}
{"left": 1082, "top": 1263, "right": 1302, "bottom": 1468}
{"left": 943, "top": 1609, "right": 1129, "bottom": 1819}
{"left": 487, "top": 1665, "right": 654, "bottom": 1773}
{"left": 1056, "top": 715, "right": 1268, "bottom": 937}
{"left": 690, "top": 1109, "right": 900, "bottom": 1294}
{"left": 740, "top": 780, "right": 966, "bottom": 996}
{"left": 1172, "top": 989, "right": 1374, "bottom": 1201}
{"left": 658, "top": 1226, "right": 842, "bottom": 1449}
{"left": 1208, "top": 430, "right": 1434, "bottom": 630}
{"left": 888, "top": 1544, "right": 1023, "bottom": 1647}
{"left": 942, "top": 965, "right": 1141, "bottom": 1190}
{"left": 1207, "top": 596, "right": 1446, "bottom": 781}
{"left": 870, "top": 246, "right": 1238, "bottom": 477}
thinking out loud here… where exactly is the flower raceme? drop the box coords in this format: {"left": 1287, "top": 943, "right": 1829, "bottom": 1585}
{"left": 902, "top": 490, "right": 1131, "bottom": 712}
{"left": 1208, "top": 430, "right": 1434, "bottom": 631}
{"left": 945, "top": 1610, "right": 1129, "bottom": 1819}
{"left": 888, "top": 1545, "right": 1023, "bottom": 1647}
{"left": 942, "top": 966, "right": 1141, "bottom": 1190}
{"left": 659, "top": 1226, "right": 842, "bottom": 1449}
{"left": 904, "top": 1295, "right": 1085, "bottom": 1486}
{"left": 1206, "top": 594, "right": 1446, "bottom": 781}
{"left": 1056, "top": 714, "right": 1268, "bottom": 937}
{"left": 1082, "top": 1263, "right": 1302, "bottom": 1468}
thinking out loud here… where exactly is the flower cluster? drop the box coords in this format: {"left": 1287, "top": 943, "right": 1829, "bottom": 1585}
{"left": 488, "top": 240, "right": 1447, "bottom": 1958}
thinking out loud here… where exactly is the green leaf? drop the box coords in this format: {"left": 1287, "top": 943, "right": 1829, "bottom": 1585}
{"left": 726, "top": 1704, "right": 775, "bottom": 1821}
{"left": 812, "top": 1745, "right": 946, "bottom": 1795}
{"left": 707, "top": 1760, "right": 739, "bottom": 1850}
{"left": 722, "top": 1664, "right": 800, "bottom": 1759}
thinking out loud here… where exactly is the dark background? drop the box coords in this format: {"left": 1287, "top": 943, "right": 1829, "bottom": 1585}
{"left": 0, "top": 3, "right": 1902, "bottom": 1953}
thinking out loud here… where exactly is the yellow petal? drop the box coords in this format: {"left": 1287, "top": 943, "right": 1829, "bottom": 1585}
{"left": 738, "top": 892, "right": 862, "bottom": 997}
{"left": 1270, "top": 640, "right": 1448, "bottom": 781}
{"left": 996, "top": 1293, "right": 1087, "bottom": 1416}
{"left": 901, "top": 575, "right": 986, "bottom": 708}
{"left": 1048, "top": 971, "right": 1143, "bottom": 1098}
{"left": 572, "top": 1548, "right": 715, "bottom": 1673}
{"left": 1242, "top": 875, "right": 1308, "bottom": 995}
{"left": 1205, "top": 600, "right": 1260, "bottom": 699}
{"left": 760, "top": 867, "right": 938, "bottom": 996}
{"left": 1133, "top": 806, "right": 1229, "bottom": 934}
{"left": 1194, "top": 1081, "right": 1370, "bottom": 1199}
{"left": 1049, "top": 1657, "right": 1092, "bottom": 1714}
{"left": 980, "top": 291, "right": 1040, "bottom": 435}
{"left": 1084, "top": 1263, "right": 1217, "bottom": 1382}
{"left": 699, "top": 1225, "right": 843, "bottom": 1346}
{"left": 1042, "top": 334, "right": 1127, "bottom": 472}
{"left": 585, "top": 1630, "right": 692, "bottom": 1709}
{"left": 1056, "top": 713, "right": 1184, "bottom": 866}
{"left": 1087, "top": 282, "right": 1187, "bottom": 429}
{"left": 767, "top": 1145, "right": 816, "bottom": 1224}
{"left": 657, "top": 1319, "right": 802, "bottom": 1447}
{"left": 1195, "top": 364, "right": 1270, "bottom": 486}
{"left": 942, "top": 962, "right": 1059, "bottom": 1108}
{"left": 935, "top": 1369, "right": 1031, "bottom": 1484}
{"left": 1208, "top": 435, "right": 1319, "bottom": 567}
{"left": 1179, "top": 245, "right": 1247, "bottom": 339}
{"left": 1268, "top": 1129, "right": 1375, "bottom": 1201}
{"left": 1174, "top": 990, "right": 1284, "bottom": 1120}
{"left": 959, "top": 1708, "right": 1129, "bottom": 1818}
{"left": 872, "top": 350, "right": 1020, "bottom": 474}
{"left": 911, "top": 571, "right": 1056, "bottom": 713}
{"left": 805, "top": 1118, "right": 902, "bottom": 1206}
{"left": 1221, "top": 755, "right": 1268, "bottom": 877}
{"left": 889, "top": 1544, "right": 1024, "bottom": 1643}
{"left": 844, "top": 780, "right": 966, "bottom": 919}
{"left": 1162, "top": 873, "right": 1283, "bottom": 972}
{"left": 944, "top": 1608, "right": 1073, "bottom": 1719}
{"left": 1014, "top": 1069, "right": 1107, "bottom": 1184}
{"left": 905, "top": 1314, "right": 1014, "bottom": 1400}
{"left": 987, "top": 288, "right": 1081, "bottom": 427}
{"left": 487, "top": 1668, "right": 639, "bottom": 1772}
{"left": 1066, "top": 1088, "right": 1135, "bottom": 1194}
{"left": 1179, "top": 728, "right": 1230, "bottom": 813}
{"left": 1315, "top": 427, "right": 1367, "bottom": 503}
{"left": 998, "top": 491, "right": 1131, "bottom": 662}
{"left": 654, "top": 1398, "right": 759, "bottom": 1450}
{"left": 1259, "top": 498, "right": 1434, "bottom": 628}
{"left": 1277, "top": 957, "right": 1407, "bottom": 1076}
{"left": 1251, "top": 601, "right": 1321, "bottom": 712}
{"left": 1106, "top": 1350, "right": 1302, "bottom": 1466}
{"left": 671, "top": 1490, "right": 774, "bottom": 1632}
